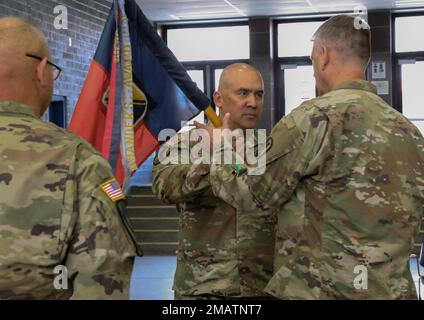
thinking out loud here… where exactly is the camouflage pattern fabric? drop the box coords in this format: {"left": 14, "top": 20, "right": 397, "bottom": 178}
{"left": 152, "top": 130, "right": 275, "bottom": 299}
{"left": 0, "top": 101, "right": 137, "bottom": 300}
{"left": 208, "top": 80, "right": 424, "bottom": 299}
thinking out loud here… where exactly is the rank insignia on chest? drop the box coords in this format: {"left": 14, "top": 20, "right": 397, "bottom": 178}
{"left": 100, "top": 179, "right": 125, "bottom": 202}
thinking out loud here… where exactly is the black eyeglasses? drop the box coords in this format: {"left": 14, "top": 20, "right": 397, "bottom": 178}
{"left": 26, "top": 53, "right": 62, "bottom": 80}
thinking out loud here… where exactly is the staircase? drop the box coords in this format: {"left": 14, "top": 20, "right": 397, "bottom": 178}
{"left": 125, "top": 187, "right": 424, "bottom": 260}
{"left": 126, "top": 186, "right": 179, "bottom": 255}
{"left": 413, "top": 216, "right": 424, "bottom": 257}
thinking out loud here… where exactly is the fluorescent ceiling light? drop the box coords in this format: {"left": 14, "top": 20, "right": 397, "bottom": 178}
{"left": 223, "top": 0, "right": 247, "bottom": 16}
{"left": 305, "top": 0, "right": 319, "bottom": 12}
{"left": 395, "top": 0, "right": 424, "bottom": 6}
{"left": 169, "top": 14, "right": 181, "bottom": 20}
{"left": 173, "top": 11, "right": 239, "bottom": 19}
{"left": 314, "top": 2, "right": 364, "bottom": 9}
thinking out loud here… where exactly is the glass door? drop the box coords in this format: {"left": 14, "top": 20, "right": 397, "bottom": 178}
{"left": 399, "top": 60, "right": 424, "bottom": 134}
{"left": 283, "top": 65, "right": 315, "bottom": 115}
{"left": 276, "top": 62, "right": 316, "bottom": 121}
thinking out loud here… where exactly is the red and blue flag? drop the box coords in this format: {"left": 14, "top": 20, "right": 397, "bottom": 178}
{"left": 69, "top": 0, "right": 212, "bottom": 188}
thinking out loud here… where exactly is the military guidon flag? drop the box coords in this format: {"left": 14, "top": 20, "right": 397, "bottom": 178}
{"left": 69, "top": 0, "right": 218, "bottom": 188}
{"left": 100, "top": 179, "right": 125, "bottom": 202}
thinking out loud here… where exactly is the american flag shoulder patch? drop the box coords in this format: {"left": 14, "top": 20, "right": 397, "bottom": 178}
{"left": 100, "top": 179, "right": 125, "bottom": 202}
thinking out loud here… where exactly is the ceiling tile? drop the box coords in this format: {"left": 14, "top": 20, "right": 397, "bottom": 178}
{"left": 135, "top": 0, "right": 424, "bottom": 22}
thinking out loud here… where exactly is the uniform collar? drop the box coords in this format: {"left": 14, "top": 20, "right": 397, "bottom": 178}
{"left": 332, "top": 79, "right": 377, "bottom": 94}
{"left": 0, "top": 101, "right": 37, "bottom": 118}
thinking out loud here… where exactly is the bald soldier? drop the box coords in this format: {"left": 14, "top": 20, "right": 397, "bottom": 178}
{"left": 196, "top": 15, "right": 424, "bottom": 299}
{"left": 0, "top": 17, "right": 139, "bottom": 299}
{"left": 152, "top": 63, "right": 275, "bottom": 299}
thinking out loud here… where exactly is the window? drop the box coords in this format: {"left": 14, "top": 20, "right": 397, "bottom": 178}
{"left": 275, "top": 19, "right": 325, "bottom": 121}
{"left": 401, "top": 62, "right": 424, "bottom": 118}
{"left": 400, "top": 61, "right": 424, "bottom": 133}
{"left": 395, "top": 16, "right": 424, "bottom": 53}
{"left": 179, "top": 69, "right": 205, "bottom": 132}
{"left": 166, "top": 23, "right": 249, "bottom": 127}
{"left": 278, "top": 21, "right": 324, "bottom": 57}
{"left": 167, "top": 25, "right": 249, "bottom": 62}
{"left": 394, "top": 14, "right": 424, "bottom": 135}
{"left": 214, "top": 69, "right": 224, "bottom": 91}
{"left": 284, "top": 65, "right": 315, "bottom": 114}
{"left": 214, "top": 68, "right": 224, "bottom": 116}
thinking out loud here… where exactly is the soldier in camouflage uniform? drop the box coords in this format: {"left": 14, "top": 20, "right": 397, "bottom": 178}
{"left": 152, "top": 63, "right": 275, "bottom": 299}
{"left": 0, "top": 17, "right": 139, "bottom": 299}
{"left": 196, "top": 15, "right": 424, "bottom": 299}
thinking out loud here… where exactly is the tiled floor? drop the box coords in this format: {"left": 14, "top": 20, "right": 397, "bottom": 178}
{"left": 130, "top": 256, "right": 423, "bottom": 300}
{"left": 410, "top": 257, "right": 424, "bottom": 299}
{"left": 130, "top": 256, "right": 176, "bottom": 300}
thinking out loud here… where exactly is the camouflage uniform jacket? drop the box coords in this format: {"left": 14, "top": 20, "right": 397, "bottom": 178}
{"left": 207, "top": 80, "right": 424, "bottom": 299}
{"left": 152, "top": 129, "right": 275, "bottom": 298}
{"left": 0, "top": 101, "right": 138, "bottom": 300}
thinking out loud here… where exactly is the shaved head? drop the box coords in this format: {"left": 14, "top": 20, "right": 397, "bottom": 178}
{"left": 0, "top": 17, "right": 49, "bottom": 79}
{"left": 218, "top": 63, "right": 263, "bottom": 92}
{"left": 0, "top": 17, "right": 53, "bottom": 115}
{"left": 214, "top": 63, "right": 264, "bottom": 130}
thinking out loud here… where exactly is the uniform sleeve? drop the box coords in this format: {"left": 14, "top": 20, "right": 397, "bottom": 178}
{"left": 65, "top": 143, "right": 137, "bottom": 300}
{"left": 152, "top": 133, "right": 212, "bottom": 204}
{"left": 209, "top": 106, "right": 330, "bottom": 212}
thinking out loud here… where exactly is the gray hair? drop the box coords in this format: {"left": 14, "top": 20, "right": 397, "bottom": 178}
{"left": 313, "top": 15, "right": 371, "bottom": 68}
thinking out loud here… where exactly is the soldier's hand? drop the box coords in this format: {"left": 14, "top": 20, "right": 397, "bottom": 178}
{"left": 194, "top": 113, "right": 232, "bottom": 152}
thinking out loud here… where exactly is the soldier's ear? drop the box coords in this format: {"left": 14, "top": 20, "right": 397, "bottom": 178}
{"left": 213, "top": 91, "right": 223, "bottom": 110}
{"left": 36, "top": 57, "right": 49, "bottom": 88}
{"left": 321, "top": 46, "right": 330, "bottom": 71}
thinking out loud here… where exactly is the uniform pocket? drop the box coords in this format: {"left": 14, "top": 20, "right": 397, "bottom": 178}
{"left": 90, "top": 188, "right": 141, "bottom": 256}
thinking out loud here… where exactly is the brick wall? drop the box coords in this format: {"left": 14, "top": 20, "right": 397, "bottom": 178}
{"left": 0, "top": 0, "right": 113, "bottom": 125}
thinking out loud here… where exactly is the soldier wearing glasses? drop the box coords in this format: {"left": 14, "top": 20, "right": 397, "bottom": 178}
{"left": 0, "top": 17, "right": 138, "bottom": 299}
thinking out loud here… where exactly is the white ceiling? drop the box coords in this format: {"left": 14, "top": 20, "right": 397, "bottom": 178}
{"left": 134, "top": 0, "right": 424, "bottom": 22}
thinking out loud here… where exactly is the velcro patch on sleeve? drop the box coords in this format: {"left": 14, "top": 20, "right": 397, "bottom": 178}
{"left": 100, "top": 178, "right": 125, "bottom": 202}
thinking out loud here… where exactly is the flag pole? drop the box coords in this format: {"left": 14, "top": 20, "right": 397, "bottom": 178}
{"left": 204, "top": 106, "right": 222, "bottom": 128}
